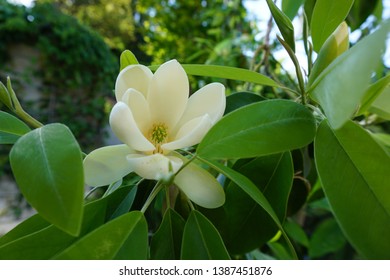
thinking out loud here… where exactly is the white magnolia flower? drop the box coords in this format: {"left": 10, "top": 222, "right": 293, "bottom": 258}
{"left": 83, "top": 60, "right": 226, "bottom": 208}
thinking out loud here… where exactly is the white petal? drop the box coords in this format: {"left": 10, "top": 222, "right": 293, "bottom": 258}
{"left": 174, "top": 161, "right": 225, "bottom": 208}
{"left": 109, "top": 102, "right": 155, "bottom": 152}
{"left": 115, "top": 64, "right": 153, "bottom": 102}
{"left": 83, "top": 145, "right": 135, "bottom": 187}
{"left": 148, "top": 60, "right": 189, "bottom": 129}
{"left": 122, "top": 88, "right": 151, "bottom": 134}
{"left": 177, "top": 82, "right": 226, "bottom": 127}
{"left": 127, "top": 153, "right": 183, "bottom": 181}
{"left": 162, "top": 115, "right": 212, "bottom": 152}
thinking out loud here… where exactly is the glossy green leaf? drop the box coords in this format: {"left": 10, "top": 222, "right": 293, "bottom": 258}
{"left": 0, "top": 196, "right": 107, "bottom": 259}
{"left": 311, "top": 0, "right": 354, "bottom": 52}
{"left": 181, "top": 210, "right": 230, "bottom": 260}
{"left": 0, "top": 111, "right": 31, "bottom": 144}
{"left": 369, "top": 84, "right": 390, "bottom": 120}
{"left": 266, "top": 0, "right": 295, "bottom": 52}
{"left": 358, "top": 73, "right": 390, "bottom": 115}
{"left": 309, "top": 21, "right": 389, "bottom": 129}
{"left": 197, "top": 158, "right": 297, "bottom": 259}
{"left": 315, "top": 120, "right": 390, "bottom": 259}
{"left": 54, "top": 211, "right": 148, "bottom": 260}
{"left": 9, "top": 123, "right": 84, "bottom": 236}
{"left": 309, "top": 218, "right": 346, "bottom": 258}
{"left": 150, "top": 208, "right": 185, "bottom": 260}
{"left": 225, "top": 92, "right": 265, "bottom": 115}
{"left": 120, "top": 50, "right": 139, "bottom": 71}
{"left": 149, "top": 64, "right": 280, "bottom": 88}
{"left": 197, "top": 100, "right": 316, "bottom": 159}
{"left": 282, "top": 0, "right": 305, "bottom": 20}
{"left": 222, "top": 153, "right": 293, "bottom": 254}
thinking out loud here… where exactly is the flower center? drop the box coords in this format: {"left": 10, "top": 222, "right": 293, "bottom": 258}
{"left": 149, "top": 123, "right": 168, "bottom": 153}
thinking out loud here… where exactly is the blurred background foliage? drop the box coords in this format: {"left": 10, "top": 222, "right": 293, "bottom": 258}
{"left": 0, "top": 0, "right": 388, "bottom": 259}
{"left": 0, "top": 0, "right": 260, "bottom": 152}
{"left": 0, "top": 0, "right": 118, "bottom": 151}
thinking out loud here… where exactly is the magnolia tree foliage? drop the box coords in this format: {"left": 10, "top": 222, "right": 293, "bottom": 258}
{"left": 0, "top": 0, "right": 389, "bottom": 260}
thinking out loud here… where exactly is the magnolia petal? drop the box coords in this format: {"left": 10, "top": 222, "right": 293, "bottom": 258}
{"left": 148, "top": 60, "right": 189, "bottom": 129}
{"left": 83, "top": 144, "right": 134, "bottom": 187}
{"left": 177, "top": 82, "right": 226, "bottom": 127}
{"left": 115, "top": 64, "right": 153, "bottom": 102}
{"left": 122, "top": 88, "right": 151, "bottom": 134}
{"left": 174, "top": 162, "right": 225, "bottom": 208}
{"left": 162, "top": 115, "right": 213, "bottom": 152}
{"left": 110, "top": 102, "right": 155, "bottom": 152}
{"left": 127, "top": 153, "right": 183, "bottom": 181}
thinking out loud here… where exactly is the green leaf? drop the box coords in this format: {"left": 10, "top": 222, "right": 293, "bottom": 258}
{"left": 268, "top": 241, "right": 293, "bottom": 260}
{"left": 197, "top": 100, "right": 316, "bottom": 160}
{"left": 54, "top": 211, "right": 148, "bottom": 260}
{"left": 369, "top": 83, "right": 390, "bottom": 120}
{"left": 0, "top": 111, "right": 31, "bottom": 144}
{"left": 309, "top": 21, "right": 389, "bottom": 129}
{"left": 266, "top": 0, "right": 295, "bottom": 52}
{"left": 222, "top": 153, "right": 293, "bottom": 254}
{"left": 109, "top": 186, "right": 138, "bottom": 220}
{"left": 309, "top": 218, "right": 346, "bottom": 258}
{"left": 197, "top": 158, "right": 297, "bottom": 259}
{"left": 287, "top": 177, "right": 310, "bottom": 216}
{"left": 249, "top": 249, "right": 276, "bottom": 260}
{"left": 120, "top": 50, "right": 139, "bottom": 71}
{"left": 0, "top": 214, "right": 50, "bottom": 247}
{"left": 150, "top": 208, "right": 185, "bottom": 260}
{"left": 372, "top": 133, "right": 390, "bottom": 154}
{"left": 9, "top": 123, "right": 84, "bottom": 236}
{"left": 225, "top": 91, "right": 265, "bottom": 115}
{"left": 373, "top": 0, "right": 383, "bottom": 21}
{"left": 183, "top": 64, "right": 280, "bottom": 87}
{"left": 311, "top": 0, "right": 354, "bottom": 52}
{"left": 113, "top": 212, "right": 148, "bottom": 260}
{"left": 282, "top": 0, "right": 305, "bottom": 20}
{"left": 358, "top": 74, "right": 390, "bottom": 115}
{"left": 0, "top": 196, "right": 107, "bottom": 259}
{"left": 284, "top": 219, "right": 309, "bottom": 248}
{"left": 149, "top": 64, "right": 280, "bottom": 88}
{"left": 315, "top": 120, "right": 390, "bottom": 259}
{"left": 0, "top": 82, "right": 12, "bottom": 109}
{"left": 304, "top": 0, "right": 316, "bottom": 29}
{"left": 348, "top": 0, "right": 380, "bottom": 31}
{"left": 181, "top": 210, "right": 230, "bottom": 260}
{"left": 0, "top": 187, "right": 133, "bottom": 259}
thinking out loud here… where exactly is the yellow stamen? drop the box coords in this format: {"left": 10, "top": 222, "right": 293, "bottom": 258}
{"left": 149, "top": 123, "right": 168, "bottom": 153}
